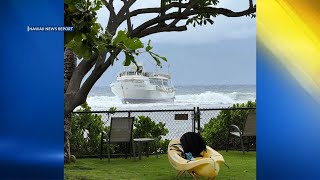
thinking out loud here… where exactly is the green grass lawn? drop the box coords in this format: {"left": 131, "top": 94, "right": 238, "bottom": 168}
{"left": 64, "top": 151, "right": 256, "bottom": 180}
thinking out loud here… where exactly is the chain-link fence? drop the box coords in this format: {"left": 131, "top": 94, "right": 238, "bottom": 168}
{"left": 74, "top": 109, "right": 196, "bottom": 140}
{"left": 72, "top": 107, "right": 256, "bottom": 157}
{"left": 198, "top": 107, "right": 256, "bottom": 132}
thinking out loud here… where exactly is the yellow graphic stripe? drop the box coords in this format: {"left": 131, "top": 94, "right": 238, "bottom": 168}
{"left": 258, "top": 0, "right": 320, "bottom": 101}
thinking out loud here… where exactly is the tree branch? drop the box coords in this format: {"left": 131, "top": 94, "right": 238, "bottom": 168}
{"left": 102, "top": 0, "right": 117, "bottom": 32}
{"left": 141, "top": 1, "right": 193, "bottom": 37}
{"left": 120, "top": 2, "right": 189, "bottom": 24}
{"left": 102, "top": 0, "right": 116, "bottom": 17}
{"left": 137, "top": 25, "right": 187, "bottom": 38}
{"left": 249, "top": 0, "right": 253, "bottom": 9}
{"left": 66, "top": 54, "right": 98, "bottom": 96}
{"left": 74, "top": 50, "right": 121, "bottom": 109}
{"left": 64, "top": 53, "right": 98, "bottom": 115}
{"left": 118, "top": 0, "right": 137, "bottom": 18}
{"left": 165, "top": 1, "right": 194, "bottom": 30}
{"left": 95, "top": 50, "right": 109, "bottom": 71}
{"left": 216, "top": 7, "right": 256, "bottom": 17}
{"left": 121, "top": 0, "right": 133, "bottom": 35}
{"left": 132, "top": 6, "right": 256, "bottom": 37}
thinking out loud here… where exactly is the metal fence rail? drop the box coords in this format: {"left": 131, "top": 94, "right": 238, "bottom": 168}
{"left": 72, "top": 107, "right": 256, "bottom": 157}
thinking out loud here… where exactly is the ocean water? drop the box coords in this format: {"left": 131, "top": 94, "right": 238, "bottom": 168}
{"left": 86, "top": 84, "right": 256, "bottom": 111}
{"left": 85, "top": 84, "right": 255, "bottom": 139}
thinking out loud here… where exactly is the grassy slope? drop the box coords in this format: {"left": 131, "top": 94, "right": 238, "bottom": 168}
{"left": 65, "top": 151, "right": 256, "bottom": 180}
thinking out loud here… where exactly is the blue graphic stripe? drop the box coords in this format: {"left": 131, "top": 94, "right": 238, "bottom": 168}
{"left": 257, "top": 44, "right": 320, "bottom": 179}
{"left": 0, "top": 0, "right": 64, "bottom": 179}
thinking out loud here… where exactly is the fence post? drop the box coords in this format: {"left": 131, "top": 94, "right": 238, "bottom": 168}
{"left": 197, "top": 107, "right": 201, "bottom": 133}
{"left": 128, "top": 111, "right": 131, "bottom": 117}
{"left": 193, "top": 107, "right": 196, "bottom": 133}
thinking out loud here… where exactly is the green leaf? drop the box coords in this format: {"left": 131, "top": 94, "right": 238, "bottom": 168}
{"left": 79, "top": 44, "right": 92, "bottom": 60}
{"left": 126, "top": 37, "right": 144, "bottom": 50}
{"left": 91, "top": 0, "right": 102, "bottom": 11}
{"left": 149, "top": 52, "right": 161, "bottom": 67}
{"left": 186, "top": 19, "right": 192, "bottom": 25}
{"left": 145, "top": 40, "right": 153, "bottom": 51}
{"left": 207, "top": 19, "right": 214, "bottom": 24}
{"left": 64, "top": 31, "right": 76, "bottom": 45}
{"left": 159, "top": 56, "right": 167, "bottom": 61}
{"left": 75, "top": 3, "right": 85, "bottom": 12}
{"left": 149, "top": 51, "right": 167, "bottom": 65}
{"left": 108, "top": 107, "right": 117, "bottom": 113}
{"left": 81, "top": 33, "right": 87, "bottom": 40}
{"left": 66, "top": 38, "right": 92, "bottom": 60}
{"left": 92, "top": 23, "right": 101, "bottom": 33}
{"left": 113, "top": 30, "right": 128, "bottom": 45}
{"left": 124, "top": 52, "right": 134, "bottom": 66}
{"left": 74, "top": 32, "right": 83, "bottom": 42}
{"left": 65, "top": 39, "right": 80, "bottom": 51}
{"left": 96, "top": 40, "right": 107, "bottom": 51}
{"left": 86, "top": 0, "right": 91, "bottom": 9}
{"left": 72, "top": 17, "right": 84, "bottom": 24}
{"left": 113, "top": 30, "right": 144, "bottom": 51}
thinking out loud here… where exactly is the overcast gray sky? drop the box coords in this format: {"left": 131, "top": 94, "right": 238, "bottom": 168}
{"left": 93, "top": 0, "right": 256, "bottom": 86}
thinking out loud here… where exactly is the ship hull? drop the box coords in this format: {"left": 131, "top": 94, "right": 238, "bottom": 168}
{"left": 121, "top": 97, "right": 174, "bottom": 104}
{"left": 110, "top": 79, "right": 175, "bottom": 104}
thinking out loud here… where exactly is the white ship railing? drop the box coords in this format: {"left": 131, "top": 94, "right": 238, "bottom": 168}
{"left": 119, "top": 71, "right": 171, "bottom": 78}
{"left": 119, "top": 72, "right": 143, "bottom": 77}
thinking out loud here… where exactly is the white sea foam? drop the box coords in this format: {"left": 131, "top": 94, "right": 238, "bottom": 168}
{"left": 81, "top": 86, "right": 256, "bottom": 139}
{"left": 85, "top": 91, "right": 256, "bottom": 111}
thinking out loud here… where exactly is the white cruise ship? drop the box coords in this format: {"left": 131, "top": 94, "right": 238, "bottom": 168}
{"left": 110, "top": 63, "right": 175, "bottom": 104}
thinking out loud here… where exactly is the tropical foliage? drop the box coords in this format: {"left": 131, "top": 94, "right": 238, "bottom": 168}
{"left": 202, "top": 101, "right": 256, "bottom": 150}
{"left": 64, "top": 0, "right": 166, "bottom": 64}
{"left": 133, "top": 116, "right": 168, "bottom": 140}
{"left": 133, "top": 116, "right": 170, "bottom": 153}
{"left": 70, "top": 103, "right": 104, "bottom": 156}
{"left": 70, "top": 104, "right": 169, "bottom": 156}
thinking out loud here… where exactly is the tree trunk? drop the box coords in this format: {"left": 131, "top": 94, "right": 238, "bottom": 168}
{"left": 64, "top": 48, "right": 76, "bottom": 163}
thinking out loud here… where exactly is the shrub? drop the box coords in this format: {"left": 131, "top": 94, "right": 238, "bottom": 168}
{"left": 133, "top": 116, "right": 169, "bottom": 153}
{"left": 202, "top": 101, "right": 256, "bottom": 150}
{"left": 133, "top": 116, "right": 168, "bottom": 139}
{"left": 71, "top": 106, "right": 170, "bottom": 156}
{"left": 158, "top": 139, "right": 170, "bottom": 153}
{"left": 71, "top": 103, "right": 104, "bottom": 156}
{"left": 101, "top": 115, "right": 170, "bottom": 156}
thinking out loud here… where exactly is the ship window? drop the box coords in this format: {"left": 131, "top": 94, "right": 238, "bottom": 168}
{"left": 163, "top": 80, "right": 168, "bottom": 86}
{"left": 127, "top": 71, "right": 136, "bottom": 75}
{"left": 150, "top": 78, "right": 162, "bottom": 85}
{"left": 145, "top": 72, "right": 152, "bottom": 77}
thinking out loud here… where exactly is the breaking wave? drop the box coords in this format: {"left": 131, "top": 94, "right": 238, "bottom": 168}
{"left": 85, "top": 91, "right": 256, "bottom": 111}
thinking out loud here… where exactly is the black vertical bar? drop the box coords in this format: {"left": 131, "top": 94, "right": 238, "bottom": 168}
{"left": 197, "top": 107, "right": 200, "bottom": 134}
{"left": 193, "top": 107, "right": 196, "bottom": 133}
{"left": 128, "top": 111, "right": 131, "bottom": 117}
